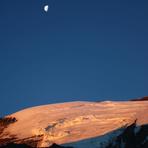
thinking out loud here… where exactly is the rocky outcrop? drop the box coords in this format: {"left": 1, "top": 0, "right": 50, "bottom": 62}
{"left": 130, "top": 96, "right": 148, "bottom": 101}
{"left": 106, "top": 122, "right": 148, "bottom": 148}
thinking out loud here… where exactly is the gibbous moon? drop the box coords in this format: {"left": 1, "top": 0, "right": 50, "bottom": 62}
{"left": 44, "top": 5, "right": 49, "bottom": 12}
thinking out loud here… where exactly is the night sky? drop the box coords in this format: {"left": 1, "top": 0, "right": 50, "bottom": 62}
{"left": 0, "top": 0, "right": 148, "bottom": 116}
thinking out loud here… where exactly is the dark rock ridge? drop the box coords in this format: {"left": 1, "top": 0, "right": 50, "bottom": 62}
{"left": 130, "top": 96, "right": 148, "bottom": 101}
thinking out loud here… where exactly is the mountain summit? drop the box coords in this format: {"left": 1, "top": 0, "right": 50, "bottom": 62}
{"left": 0, "top": 100, "right": 148, "bottom": 147}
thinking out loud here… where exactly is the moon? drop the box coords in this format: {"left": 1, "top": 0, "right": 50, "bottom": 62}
{"left": 44, "top": 5, "right": 49, "bottom": 12}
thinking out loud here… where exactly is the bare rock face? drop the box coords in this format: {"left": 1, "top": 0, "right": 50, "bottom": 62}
{"left": 106, "top": 122, "right": 148, "bottom": 148}
{"left": 0, "top": 101, "right": 148, "bottom": 147}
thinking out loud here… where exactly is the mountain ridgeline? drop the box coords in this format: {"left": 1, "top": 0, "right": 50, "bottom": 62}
{"left": 0, "top": 97, "right": 148, "bottom": 147}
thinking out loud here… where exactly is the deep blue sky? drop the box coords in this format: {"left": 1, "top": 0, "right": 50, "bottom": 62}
{"left": 0, "top": 0, "right": 148, "bottom": 116}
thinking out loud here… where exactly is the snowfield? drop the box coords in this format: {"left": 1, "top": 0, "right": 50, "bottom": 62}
{"left": 1, "top": 100, "right": 148, "bottom": 147}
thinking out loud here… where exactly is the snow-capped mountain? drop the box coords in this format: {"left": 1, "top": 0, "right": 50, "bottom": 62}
{"left": 0, "top": 100, "right": 148, "bottom": 147}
